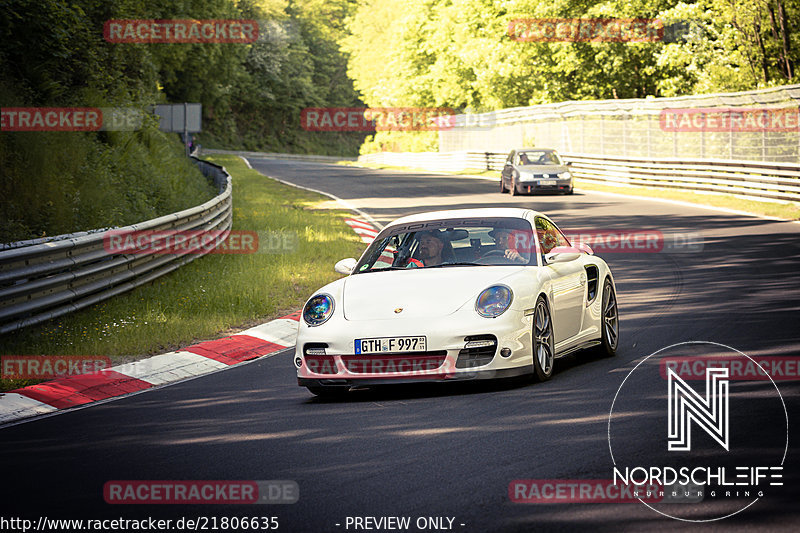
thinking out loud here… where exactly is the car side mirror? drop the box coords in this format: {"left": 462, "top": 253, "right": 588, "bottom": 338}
{"left": 334, "top": 258, "right": 357, "bottom": 275}
{"left": 565, "top": 161, "right": 572, "bottom": 166}
{"left": 544, "top": 246, "right": 582, "bottom": 264}
{"left": 574, "top": 242, "right": 594, "bottom": 255}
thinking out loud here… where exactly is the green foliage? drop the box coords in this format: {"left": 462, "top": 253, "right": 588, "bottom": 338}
{"left": 0, "top": 0, "right": 368, "bottom": 241}
{"left": 202, "top": 0, "right": 368, "bottom": 155}
{"left": 344, "top": 0, "right": 800, "bottom": 119}
{"left": 656, "top": 0, "right": 800, "bottom": 94}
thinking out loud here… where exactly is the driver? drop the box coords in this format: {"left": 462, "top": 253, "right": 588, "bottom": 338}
{"left": 487, "top": 228, "right": 528, "bottom": 263}
{"left": 411, "top": 231, "right": 445, "bottom": 267}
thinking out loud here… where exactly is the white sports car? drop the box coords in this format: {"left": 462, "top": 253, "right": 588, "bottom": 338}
{"left": 295, "top": 208, "right": 618, "bottom": 396}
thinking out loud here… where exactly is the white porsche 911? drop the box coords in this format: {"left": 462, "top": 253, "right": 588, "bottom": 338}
{"left": 295, "top": 208, "right": 618, "bottom": 396}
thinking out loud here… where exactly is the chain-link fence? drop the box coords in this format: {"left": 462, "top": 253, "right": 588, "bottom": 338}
{"left": 440, "top": 85, "right": 800, "bottom": 162}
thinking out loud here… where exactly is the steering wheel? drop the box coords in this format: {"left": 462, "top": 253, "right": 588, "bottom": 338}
{"left": 481, "top": 250, "right": 507, "bottom": 258}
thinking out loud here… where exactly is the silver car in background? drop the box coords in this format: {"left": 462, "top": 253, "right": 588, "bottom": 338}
{"left": 500, "top": 148, "right": 574, "bottom": 195}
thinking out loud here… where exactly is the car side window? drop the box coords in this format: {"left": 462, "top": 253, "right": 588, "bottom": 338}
{"left": 535, "top": 217, "right": 571, "bottom": 255}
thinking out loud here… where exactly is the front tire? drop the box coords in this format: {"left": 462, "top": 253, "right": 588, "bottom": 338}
{"left": 500, "top": 177, "right": 509, "bottom": 193}
{"left": 595, "top": 278, "right": 619, "bottom": 357}
{"left": 511, "top": 180, "right": 520, "bottom": 196}
{"left": 532, "top": 296, "right": 555, "bottom": 381}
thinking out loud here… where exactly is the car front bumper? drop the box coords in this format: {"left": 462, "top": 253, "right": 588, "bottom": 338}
{"left": 518, "top": 178, "right": 572, "bottom": 193}
{"left": 295, "top": 308, "right": 534, "bottom": 384}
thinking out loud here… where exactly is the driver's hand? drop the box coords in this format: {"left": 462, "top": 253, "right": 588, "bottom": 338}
{"left": 504, "top": 249, "right": 523, "bottom": 262}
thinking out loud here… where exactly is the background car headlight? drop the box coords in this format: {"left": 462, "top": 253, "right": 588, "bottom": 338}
{"left": 303, "top": 294, "right": 334, "bottom": 326}
{"left": 475, "top": 285, "right": 513, "bottom": 318}
{"left": 557, "top": 171, "right": 571, "bottom": 179}
{"left": 518, "top": 172, "right": 535, "bottom": 181}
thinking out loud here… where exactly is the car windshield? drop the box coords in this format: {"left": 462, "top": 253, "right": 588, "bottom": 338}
{"left": 518, "top": 151, "right": 561, "bottom": 165}
{"left": 354, "top": 217, "right": 537, "bottom": 273}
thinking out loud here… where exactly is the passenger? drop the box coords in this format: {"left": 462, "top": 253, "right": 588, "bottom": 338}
{"left": 487, "top": 228, "right": 527, "bottom": 263}
{"left": 519, "top": 153, "right": 531, "bottom": 165}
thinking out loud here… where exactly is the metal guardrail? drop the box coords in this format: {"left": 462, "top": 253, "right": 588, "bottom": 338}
{"left": 0, "top": 158, "right": 232, "bottom": 335}
{"left": 202, "top": 148, "right": 357, "bottom": 163}
{"left": 357, "top": 151, "right": 800, "bottom": 202}
{"left": 561, "top": 153, "right": 800, "bottom": 203}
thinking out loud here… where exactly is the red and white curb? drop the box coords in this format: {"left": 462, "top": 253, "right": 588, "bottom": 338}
{"left": 0, "top": 218, "right": 379, "bottom": 426}
{"left": 344, "top": 217, "right": 379, "bottom": 243}
{"left": 0, "top": 313, "right": 300, "bottom": 425}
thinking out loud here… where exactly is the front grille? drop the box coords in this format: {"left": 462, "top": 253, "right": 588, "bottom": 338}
{"left": 456, "top": 335, "right": 497, "bottom": 369}
{"left": 341, "top": 351, "right": 447, "bottom": 374}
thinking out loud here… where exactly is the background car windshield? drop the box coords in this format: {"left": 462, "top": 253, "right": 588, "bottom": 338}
{"left": 355, "top": 218, "right": 536, "bottom": 272}
{"left": 518, "top": 151, "right": 561, "bottom": 165}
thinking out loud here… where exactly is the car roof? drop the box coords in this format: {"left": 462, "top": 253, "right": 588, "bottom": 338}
{"left": 514, "top": 147, "right": 558, "bottom": 152}
{"left": 385, "top": 208, "right": 544, "bottom": 228}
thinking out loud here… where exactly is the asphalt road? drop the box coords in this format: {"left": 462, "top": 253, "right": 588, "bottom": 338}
{"left": 1, "top": 158, "right": 798, "bottom": 532}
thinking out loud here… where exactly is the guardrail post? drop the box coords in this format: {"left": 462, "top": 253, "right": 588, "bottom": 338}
{"left": 581, "top": 118, "right": 586, "bottom": 153}
{"left": 622, "top": 118, "right": 627, "bottom": 156}
{"left": 673, "top": 128, "right": 678, "bottom": 158}
{"left": 600, "top": 116, "right": 605, "bottom": 155}
{"left": 700, "top": 112, "right": 705, "bottom": 159}
{"left": 729, "top": 120, "right": 734, "bottom": 159}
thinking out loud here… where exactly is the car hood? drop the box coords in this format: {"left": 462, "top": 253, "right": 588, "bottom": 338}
{"left": 516, "top": 164, "right": 568, "bottom": 174}
{"left": 342, "top": 266, "right": 524, "bottom": 321}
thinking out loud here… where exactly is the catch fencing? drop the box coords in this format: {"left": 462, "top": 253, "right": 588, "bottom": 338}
{"left": 0, "top": 158, "right": 232, "bottom": 334}
{"left": 438, "top": 85, "right": 800, "bottom": 163}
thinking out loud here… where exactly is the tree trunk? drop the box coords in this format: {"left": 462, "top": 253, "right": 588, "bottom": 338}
{"left": 776, "top": 0, "right": 793, "bottom": 80}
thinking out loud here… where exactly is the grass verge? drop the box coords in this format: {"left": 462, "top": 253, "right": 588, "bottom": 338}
{"left": 0, "top": 155, "right": 366, "bottom": 392}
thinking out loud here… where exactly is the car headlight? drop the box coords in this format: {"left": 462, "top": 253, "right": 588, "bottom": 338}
{"left": 557, "top": 171, "right": 571, "bottom": 179}
{"left": 518, "top": 172, "right": 534, "bottom": 181}
{"left": 303, "top": 294, "right": 334, "bottom": 326}
{"left": 475, "top": 285, "right": 513, "bottom": 318}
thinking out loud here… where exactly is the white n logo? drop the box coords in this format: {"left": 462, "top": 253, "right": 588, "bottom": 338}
{"left": 667, "top": 367, "right": 729, "bottom": 451}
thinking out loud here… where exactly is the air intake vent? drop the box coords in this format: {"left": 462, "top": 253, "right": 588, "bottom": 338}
{"left": 456, "top": 334, "right": 497, "bottom": 369}
{"left": 585, "top": 266, "right": 599, "bottom": 304}
{"left": 303, "top": 343, "right": 329, "bottom": 356}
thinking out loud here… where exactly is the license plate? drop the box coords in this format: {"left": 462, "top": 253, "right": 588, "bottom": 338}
{"left": 355, "top": 336, "right": 427, "bottom": 354}
{"left": 539, "top": 180, "right": 556, "bottom": 186}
